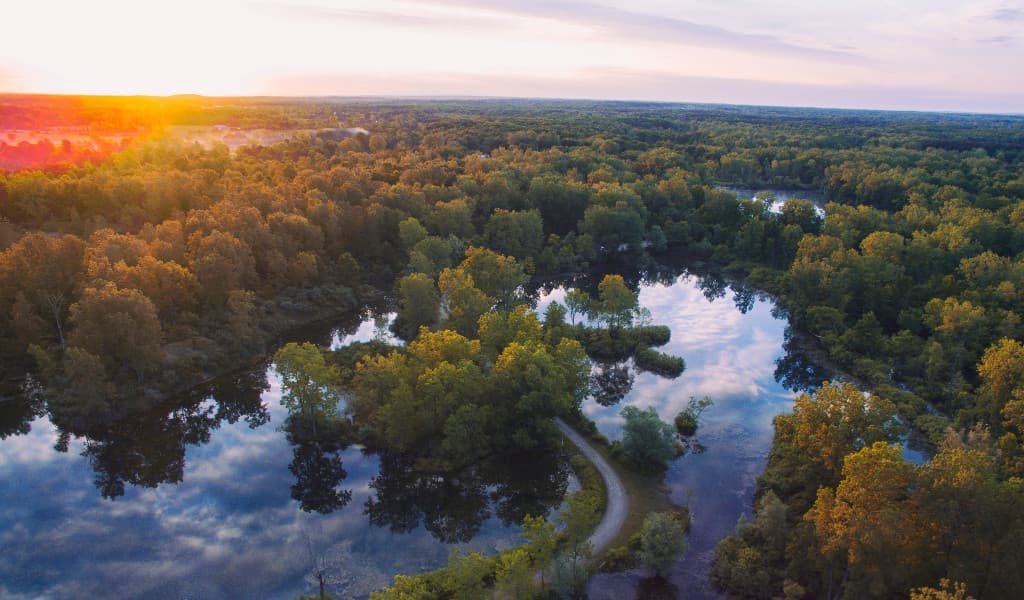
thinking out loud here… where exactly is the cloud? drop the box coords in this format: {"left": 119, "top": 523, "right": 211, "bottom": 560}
{"left": 990, "top": 7, "right": 1024, "bottom": 21}
{"left": 424, "top": 0, "right": 866, "bottom": 64}
{"left": 264, "top": 0, "right": 863, "bottom": 64}
{"left": 978, "top": 34, "right": 1014, "bottom": 44}
{"left": 264, "top": 1, "right": 508, "bottom": 31}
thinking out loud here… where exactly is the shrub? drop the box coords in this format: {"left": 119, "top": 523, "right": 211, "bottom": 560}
{"left": 621, "top": 405, "right": 677, "bottom": 470}
{"left": 638, "top": 511, "right": 689, "bottom": 577}
{"left": 634, "top": 346, "right": 685, "bottom": 378}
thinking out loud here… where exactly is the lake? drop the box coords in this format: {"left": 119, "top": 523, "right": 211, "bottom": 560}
{"left": 534, "top": 261, "right": 813, "bottom": 599}
{"left": 0, "top": 313, "right": 571, "bottom": 599}
{"left": 2, "top": 253, "right": 843, "bottom": 600}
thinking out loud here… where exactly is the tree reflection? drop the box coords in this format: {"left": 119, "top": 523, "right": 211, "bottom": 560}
{"left": 0, "top": 379, "right": 45, "bottom": 439}
{"left": 695, "top": 272, "right": 728, "bottom": 302}
{"left": 80, "top": 400, "right": 220, "bottom": 498}
{"left": 45, "top": 366, "right": 272, "bottom": 499}
{"left": 590, "top": 362, "right": 635, "bottom": 406}
{"left": 637, "top": 575, "right": 680, "bottom": 599}
{"left": 365, "top": 442, "right": 569, "bottom": 543}
{"left": 285, "top": 416, "right": 353, "bottom": 514}
{"left": 731, "top": 285, "right": 757, "bottom": 314}
{"left": 773, "top": 327, "right": 830, "bottom": 393}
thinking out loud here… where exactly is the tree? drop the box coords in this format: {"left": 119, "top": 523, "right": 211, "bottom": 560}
{"left": 527, "top": 175, "right": 590, "bottom": 236}
{"left": 67, "top": 283, "right": 163, "bottom": 382}
{"left": 770, "top": 382, "right": 901, "bottom": 490}
{"left": 674, "top": 396, "right": 714, "bottom": 437}
{"left": 806, "top": 442, "right": 922, "bottom": 599}
{"left": 477, "top": 304, "right": 543, "bottom": 360}
{"left": 621, "top": 405, "right": 677, "bottom": 468}
{"left": 543, "top": 300, "right": 567, "bottom": 330}
{"left": 565, "top": 288, "right": 591, "bottom": 326}
{"left": 438, "top": 267, "right": 490, "bottom": 337}
{"left": 484, "top": 208, "right": 544, "bottom": 260}
{"left": 638, "top": 512, "right": 688, "bottom": 577}
{"left": 0, "top": 232, "right": 85, "bottom": 349}
{"left": 495, "top": 547, "right": 535, "bottom": 598}
{"left": 580, "top": 203, "right": 644, "bottom": 258}
{"left": 597, "top": 274, "right": 637, "bottom": 330}
{"left": 395, "top": 272, "right": 440, "bottom": 339}
{"left": 188, "top": 230, "right": 256, "bottom": 307}
{"left": 912, "top": 580, "right": 976, "bottom": 600}
{"left": 457, "top": 246, "right": 528, "bottom": 310}
{"left": 523, "top": 514, "right": 559, "bottom": 592}
{"left": 398, "top": 216, "right": 428, "bottom": 250}
{"left": 558, "top": 489, "right": 601, "bottom": 596}
{"left": 273, "top": 342, "right": 342, "bottom": 433}
{"left": 976, "top": 338, "right": 1024, "bottom": 475}
{"left": 445, "top": 549, "right": 492, "bottom": 600}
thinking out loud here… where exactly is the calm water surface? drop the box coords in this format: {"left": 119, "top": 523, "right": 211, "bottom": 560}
{"left": 0, "top": 315, "right": 568, "bottom": 600}
{"left": 2, "top": 250, "right": 865, "bottom": 600}
{"left": 537, "top": 268, "right": 803, "bottom": 600}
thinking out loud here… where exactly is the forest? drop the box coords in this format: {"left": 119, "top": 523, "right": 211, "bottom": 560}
{"left": 1, "top": 95, "right": 1024, "bottom": 599}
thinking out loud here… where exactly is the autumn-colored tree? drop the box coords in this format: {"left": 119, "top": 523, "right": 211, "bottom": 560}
{"left": 67, "top": 283, "right": 163, "bottom": 381}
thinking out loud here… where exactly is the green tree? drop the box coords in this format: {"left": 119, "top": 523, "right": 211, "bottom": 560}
{"left": 458, "top": 246, "right": 528, "bottom": 310}
{"left": 565, "top": 289, "right": 591, "bottom": 327}
{"left": 557, "top": 489, "right": 601, "bottom": 596}
{"left": 597, "top": 274, "right": 637, "bottom": 330}
{"left": 638, "top": 511, "right": 688, "bottom": 577}
{"left": 523, "top": 514, "right": 558, "bottom": 592}
{"left": 438, "top": 267, "right": 490, "bottom": 338}
{"left": 274, "top": 342, "right": 342, "bottom": 431}
{"left": 620, "top": 405, "right": 677, "bottom": 468}
{"left": 398, "top": 216, "right": 428, "bottom": 250}
{"left": 396, "top": 272, "right": 440, "bottom": 339}
{"left": 0, "top": 232, "right": 86, "bottom": 349}
{"left": 495, "top": 547, "right": 536, "bottom": 598}
{"left": 484, "top": 208, "right": 544, "bottom": 260}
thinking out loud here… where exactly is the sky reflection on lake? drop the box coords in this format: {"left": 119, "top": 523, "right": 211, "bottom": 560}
{"left": 0, "top": 343, "right": 537, "bottom": 600}
{"left": 538, "top": 273, "right": 797, "bottom": 600}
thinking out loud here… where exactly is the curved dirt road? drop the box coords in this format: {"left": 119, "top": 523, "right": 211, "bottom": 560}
{"left": 555, "top": 418, "right": 628, "bottom": 555}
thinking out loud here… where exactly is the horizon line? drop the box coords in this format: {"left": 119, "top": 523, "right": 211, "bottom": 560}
{"left": 1, "top": 91, "right": 1022, "bottom": 118}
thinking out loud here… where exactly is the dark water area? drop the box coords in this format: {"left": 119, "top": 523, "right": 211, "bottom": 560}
{"left": 0, "top": 310, "right": 570, "bottom": 600}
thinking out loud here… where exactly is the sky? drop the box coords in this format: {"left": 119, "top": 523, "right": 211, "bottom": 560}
{"left": 2, "top": 0, "right": 1023, "bottom": 112}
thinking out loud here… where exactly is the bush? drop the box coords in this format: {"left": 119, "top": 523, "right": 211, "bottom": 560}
{"left": 675, "top": 396, "right": 713, "bottom": 437}
{"left": 638, "top": 512, "right": 689, "bottom": 576}
{"left": 674, "top": 411, "right": 698, "bottom": 437}
{"left": 621, "top": 405, "right": 677, "bottom": 470}
{"left": 601, "top": 543, "right": 639, "bottom": 572}
{"left": 634, "top": 346, "right": 685, "bottom": 378}
{"left": 631, "top": 325, "right": 671, "bottom": 347}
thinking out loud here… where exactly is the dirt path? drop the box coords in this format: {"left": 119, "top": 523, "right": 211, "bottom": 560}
{"left": 555, "top": 418, "right": 629, "bottom": 555}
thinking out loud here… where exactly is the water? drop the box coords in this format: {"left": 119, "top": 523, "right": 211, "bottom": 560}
{"left": 0, "top": 311, "right": 569, "bottom": 600}
{"left": 536, "top": 267, "right": 800, "bottom": 599}
{"left": 715, "top": 184, "right": 826, "bottom": 217}
{"left": 0, "top": 255, "right": 913, "bottom": 599}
